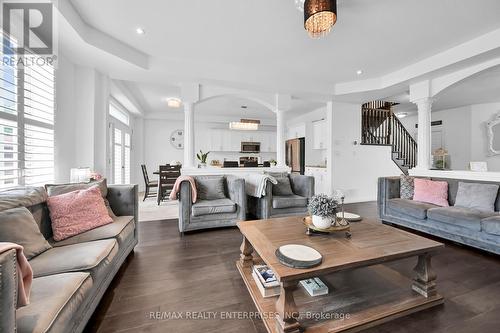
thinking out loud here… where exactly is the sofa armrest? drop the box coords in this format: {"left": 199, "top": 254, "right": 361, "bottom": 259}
{"left": 378, "top": 177, "right": 400, "bottom": 218}
{"left": 179, "top": 181, "right": 193, "bottom": 232}
{"left": 0, "top": 249, "right": 18, "bottom": 333}
{"left": 290, "top": 174, "right": 315, "bottom": 198}
{"left": 226, "top": 176, "right": 246, "bottom": 220}
{"left": 107, "top": 185, "right": 139, "bottom": 221}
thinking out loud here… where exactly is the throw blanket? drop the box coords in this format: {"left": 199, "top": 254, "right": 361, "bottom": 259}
{"left": 169, "top": 176, "right": 197, "bottom": 203}
{"left": 0, "top": 242, "right": 33, "bottom": 307}
{"left": 244, "top": 173, "right": 277, "bottom": 198}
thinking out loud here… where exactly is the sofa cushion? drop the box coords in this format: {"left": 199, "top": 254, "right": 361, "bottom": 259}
{"left": 192, "top": 199, "right": 236, "bottom": 217}
{"left": 16, "top": 272, "right": 92, "bottom": 333}
{"left": 47, "top": 186, "right": 114, "bottom": 241}
{"left": 481, "top": 216, "right": 500, "bottom": 236}
{"left": 427, "top": 207, "right": 496, "bottom": 231}
{"left": 0, "top": 186, "right": 47, "bottom": 212}
{"left": 195, "top": 176, "right": 226, "bottom": 200}
{"left": 272, "top": 195, "right": 308, "bottom": 209}
{"left": 386, "top": 198, "right": 439, "bottom": 220}
{"left": 0, "top": 207, "right": 52, "bottom": 260}
{"left": 50, "top": 215, "right": 135, "bottom": 247}
{"left": 454, "top": 182, "right": 499, "bottom": 213}
{"left": 273, "top": 177, "right": 294, "bottom": 196}
{"left": 400, "top": 175, "right": 415, "bottom": 200}
{"left": 45, "top": 178, "right": 116, "bottom": 218}
{"left": 29, "top": 239, "right": 118, "bottom": 281}
{"left": 413, "top": 178, "right": 449, "bottom": 207}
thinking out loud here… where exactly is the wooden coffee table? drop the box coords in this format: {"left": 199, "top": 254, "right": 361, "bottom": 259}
{"left": 236, "top": 216, "right": 444, "bottom": 333}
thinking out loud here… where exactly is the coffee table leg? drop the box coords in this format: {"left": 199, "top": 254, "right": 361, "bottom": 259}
{"left": 412, "top": 253, "right": 437, "bottom": 297}
{"left": 239, "top": 236, "right": 254, "bottom": 267}
{"left": 275, "top": 281, "right": 301, "bottom": 333}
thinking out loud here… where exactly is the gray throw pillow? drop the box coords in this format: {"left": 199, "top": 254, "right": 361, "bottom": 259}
{"left": 265, "top": 172, "right": 289, "bottom": 179}
{"left": 195, "top": 176, "right": 226, "bottom": 200}
{"left": 45, "top": 179, "right": 116, "bottom": 218}
{"left": 0, "top": 207, "right": 52, "bottom": 259}
{"left": 273, "top": 176, "right": 294, "bottom": 196}
{"left": 454, "top": 182, "right": 499, "bottom": 213}
{"left": 400, "top": 175, "right": 414, "bottom": 200}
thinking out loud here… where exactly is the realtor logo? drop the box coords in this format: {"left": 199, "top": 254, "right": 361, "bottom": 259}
{"left": 1, "top": 0, "right": 57, "bottom": 68}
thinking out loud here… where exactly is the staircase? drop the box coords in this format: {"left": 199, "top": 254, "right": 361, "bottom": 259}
{"left": 361, "top": 101, "right": 417, "bottom": 174}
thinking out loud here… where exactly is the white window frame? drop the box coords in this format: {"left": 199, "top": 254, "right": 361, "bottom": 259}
{"left": 109, "top": 100, "right": 132, "bottom": 185}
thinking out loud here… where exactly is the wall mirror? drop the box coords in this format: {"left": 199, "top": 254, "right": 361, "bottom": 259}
{"left": 486, "top": 111, "right": 500, "bottom": 156}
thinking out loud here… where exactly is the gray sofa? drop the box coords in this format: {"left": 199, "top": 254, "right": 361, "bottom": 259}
{"left": 249, "top": 174, "right": 314, "bottom": 219}
{"left": 179, "top": 175, "right": 246, "bottom": 232}
{"left": 378, "top": 176, "right": 500, "bottom": 255}
{"left": 0, "top": 184, "right": 138, "bottom": 333}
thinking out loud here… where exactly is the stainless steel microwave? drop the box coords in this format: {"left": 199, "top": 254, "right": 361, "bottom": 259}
{"left": 241, "top": 142, "right": 260, "bottom": 153}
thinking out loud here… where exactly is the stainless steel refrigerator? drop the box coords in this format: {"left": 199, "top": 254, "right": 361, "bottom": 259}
{"left": 285, "top": 138, "right": 305, "bottom": 174}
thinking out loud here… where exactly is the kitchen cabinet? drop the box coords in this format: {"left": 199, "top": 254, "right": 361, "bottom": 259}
{"left": 287, "top": 123, "right": 306, "bottom": 140}
{"left": 206, "top": 129, "right": 276, "bottom": 152}
{"left": 312, "top": 120, "right": 326, "bottom": 150}
{"left": 305, "top": 167, "right": 328, "bottom": 194}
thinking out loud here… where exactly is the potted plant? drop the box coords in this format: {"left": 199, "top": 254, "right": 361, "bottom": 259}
{"left": 269, "top": 159, "right": 277, "bottom": 167}
{"left": 196, "top": 150, "right": 210, "bottom": 168}
{"left": 308, "top": 194, "right": 338, "bottom": 229}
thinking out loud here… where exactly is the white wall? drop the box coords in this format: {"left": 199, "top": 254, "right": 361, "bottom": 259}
{"left": 54, "top": 54, "right": 76, "bottom": 182}
{"left": 400, "top": 103, "right": 500, "bottom": 171}
{"left": 330, "top": 102, "right": 401, "bottom": 203}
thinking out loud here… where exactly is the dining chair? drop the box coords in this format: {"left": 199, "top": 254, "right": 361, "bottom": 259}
{"left": 223, "top": 161, "right": 239, "bottom": 168}
{"left": 157, "top": 164, "right": 181, "bottom": 205}
{"left": 141, "top": 164, "right": 158, "bottom": 201}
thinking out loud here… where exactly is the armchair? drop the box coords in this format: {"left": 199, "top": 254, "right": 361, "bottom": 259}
{"left": 251, "top": 174, "right": 314, "bottom": 219}
{"left": 178, "top": 175, "right": 246, "bottom": 233}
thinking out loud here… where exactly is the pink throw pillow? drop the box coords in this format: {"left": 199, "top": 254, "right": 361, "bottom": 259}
{"left": 413, "top": 178, "right": 449, "bottom": 207}
{"left": 47, "top": 186, "right": 113, "bottom": 241}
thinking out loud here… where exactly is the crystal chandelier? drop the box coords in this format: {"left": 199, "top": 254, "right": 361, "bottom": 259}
{"left": 229, "top": 119, "right": 260, "bottom": 131}
{"left": 303, "top": 0, "right": 337, "bottom": 39}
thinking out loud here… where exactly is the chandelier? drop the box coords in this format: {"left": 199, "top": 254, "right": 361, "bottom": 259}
{"left": 302, "top": 0, "right": 337, "bottom": 39}
{"left": 229, "top": 119, "right": 260, "bottom": 131}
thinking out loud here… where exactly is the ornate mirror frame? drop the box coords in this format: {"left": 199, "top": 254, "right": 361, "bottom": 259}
{"left": 486, "top": 111, "right": 500, "bottom": 156}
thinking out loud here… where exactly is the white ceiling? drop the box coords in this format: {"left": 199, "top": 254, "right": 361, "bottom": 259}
{"left": 68, "top": 0, "right": 500, "bottom": 93}
{"left": 65, "top": 0, "right": 500, "bottom": 117}
{"left": 393, "top": 65, "right": 500, "bottom": 115}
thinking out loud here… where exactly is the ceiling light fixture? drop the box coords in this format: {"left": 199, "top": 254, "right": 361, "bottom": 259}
{"left": 229, "top": 119, "right": 260, "bottom": 131}
{"left": 166, "top": 98, "right": 182, "bottom": 108}
{"left": 396, "top": 112, "right": 408, "bottom": 119}
{"left": 356, "top": 69, "right": 363, "bottom": 75}
{"left": 136, "top": 27, "right": 145, "bottom": 35}
{"left": 304, "top": 0, "right": 337, "bottom": 39}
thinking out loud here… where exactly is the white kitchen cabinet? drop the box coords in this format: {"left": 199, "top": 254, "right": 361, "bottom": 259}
{"left": 260, "top": 132, "right": 276, "bottom": 152}
{"left": 207, "top": 129, "right": 277, "bottom": 152}
{"left": 305, "top": 167, "right": 328, "bottom": 194}
{"left": 287, "top": 123, "right": 306, "bottom": 140}
{"left": 229, "top": 131, "right": 241, "bottom": 151}
{"left": 312, "top": 120, "right": 326, "bottom": 150}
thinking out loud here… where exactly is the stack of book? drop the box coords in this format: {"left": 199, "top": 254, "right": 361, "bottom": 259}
{"left": 299, "top": 277, "right": 329, "bottom": 296}
{"left": 251, "top": 265, "right": 280, "bottom": 298}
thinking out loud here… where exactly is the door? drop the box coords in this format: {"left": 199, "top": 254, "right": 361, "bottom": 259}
{"left": 111, "top": 124, "right": 131, "bottom": 185}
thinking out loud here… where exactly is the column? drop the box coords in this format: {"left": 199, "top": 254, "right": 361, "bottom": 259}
{"left": 183, "top": 102, "right": 195, "bottom": 168}
{"left": 276, "top": 109, "right": 286, "bottom": 167}
{"left": 414, "top": 98, "right": 433, "bottom": 170}
{"left": 325, "top": 101, "right": 334, "bottom": 195}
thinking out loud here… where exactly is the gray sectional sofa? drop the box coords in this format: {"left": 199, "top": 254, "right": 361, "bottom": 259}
{"left": 0, "top": 184, "right": 138, "bottom": 333}
{"left": 378, "top": 176, "right": 500, "bottom": 255}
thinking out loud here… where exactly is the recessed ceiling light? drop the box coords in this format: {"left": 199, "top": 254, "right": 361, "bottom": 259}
{"left": 136, "top": 27, "right": 145, "bottom": 35}
{"left": 166, "top": 98, "right": 182, "bottom": 108}
{"left": 356, "top": 69, "right": 363, "bottom": 75}
{"left": 241, "top": 105, "right": 248, "bottom": 109}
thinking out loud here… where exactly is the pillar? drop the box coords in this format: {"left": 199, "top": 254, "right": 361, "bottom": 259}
{"left": 276, "top": 109, "right": 286, "bottom": 167}
{"left": 183, "top": 102, "right": 195, "bottom": 168}
{"left": 414, "top": 98, "right": 433, "bottom": 170}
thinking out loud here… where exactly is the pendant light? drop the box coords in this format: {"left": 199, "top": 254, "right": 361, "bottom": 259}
{"left": 304, "top": 0, "right": 337, "bottom": 39}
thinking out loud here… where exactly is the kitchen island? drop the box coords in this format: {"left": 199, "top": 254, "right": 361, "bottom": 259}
{"left": 181, "top": 166, "right": 290, "bottom": 176}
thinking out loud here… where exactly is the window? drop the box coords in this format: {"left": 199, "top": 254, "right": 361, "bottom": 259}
{"left": 109, "top": 101, "right": 129, "bottom": 126}
{"left": 0, "top": 46, "right": 55, "bottom": 189}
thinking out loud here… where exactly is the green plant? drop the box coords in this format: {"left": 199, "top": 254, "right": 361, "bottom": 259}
{"left": 308, "top": 194, "right": 338, "bottom": 218}
{"left": 196, "top": 150, "right": 210, "bottom": 164}
{"left": 269, "top": 159, "right": 277, "bottom": 166}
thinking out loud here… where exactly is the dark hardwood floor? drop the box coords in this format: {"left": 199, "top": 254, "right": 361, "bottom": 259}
{"left": 85, "top": 202, "right": 500, "bottom": 333}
